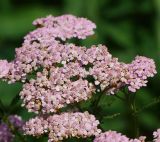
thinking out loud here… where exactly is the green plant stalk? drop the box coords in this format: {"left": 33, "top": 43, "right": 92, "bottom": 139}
{"left": 103, "top": 113, "right": 120, "bottom": 119}
{"left": 91, "top": 92, "right": 103, "bottom": 120}
{"left": 135, "top": 96, "right": 160, "bottom": 114}
{"left": 125, "top": 91, "right": 139, "bottom": 138}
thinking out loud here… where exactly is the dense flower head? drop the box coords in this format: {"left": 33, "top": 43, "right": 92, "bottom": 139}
{"left": 2, "top": 14, "right": 96, "bottom": 83}
{"left": 0, "top": 15, "right": 156, "bottom": 91}
{"left": 32, "top": 14, "right": 96, "bottom": 40}
{"left": 20, "top": 61, "right": 94, "bottom": 113}
{"left": 8, "top": 115, "right": 24, "bottom": 130}
{"left": 24, "top": 116, "right": 48, "bottom": 136}
{"left": 47, "top": 112, "right": 101, "bottom": 142}
{"left": 88, "top": 47, "right": 127, "bottom": 94}
{"left": 125, "top": 56, "right": 157, "bottom": 92}
{"left": 0, "top": 115, "right": 24, "bottom": 142}
{"left": 0, "top": 123, "right": 14, "bottom": 142}
{"left": 23, "top": 112, "right": 101, "bottom": 142}
{"left": 0, "top": 60, "right": 10, "bottom": 78}
{"left": 18, "top": 43, "right": 132, "bottom": 114}
{"left": 94, "top": 130, "right": 129, "bottom": 142}
{"left": 0, "top": 14, "right": 156, "bottom": 114}
{"left": 93, "top": 130, "right": 143, "bottom": 142}
{"left": 153, "top": 129, "right": 160, "bottom": 142}
{"left": 0, "top": 14, "right": 158, "bottom": 142}
{"left": 19, "top": 43, "right": 155, "bottom": 113}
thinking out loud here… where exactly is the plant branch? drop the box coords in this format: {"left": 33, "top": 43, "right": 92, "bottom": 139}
{"left": 114, "top": 94, "right": 125, "bottom": 101}
{"left": 103, "top": 113, "right": 121, "bottom": 119}
{"left": 124, "top": 91, "right": 139, "bottom": 138}
{"left": 135, "top": 96, "right": 160, "bottom": 114}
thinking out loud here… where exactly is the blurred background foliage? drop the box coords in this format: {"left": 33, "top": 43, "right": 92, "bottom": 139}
{"left": 0, "top": 0, "right": 160, "bottom": 141}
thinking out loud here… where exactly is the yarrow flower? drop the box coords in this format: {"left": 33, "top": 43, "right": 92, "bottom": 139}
{"left": 93, "top": 130, "right": 144, "bottom": 142}
{"left": 23, "top": 112, "right": 101, "bottom": 142}
{"left": 0, "top": 14, "right": 157, "bottom": 142}
{"left": 32, "top": 15, "right": 96, "bottom": 40}
{"left": 153, "top": 129, "right": 160, "bottom": 142}
{"left": 0, "top": 115, "right": 24, "bottom": 142}
{"left": 20, "top": 61, "right": 94, "bottom": 113}
{"left": 23, "top": 116, "right": 48, "bottom": 136}
{"left": 8, "top": 115, "right": 24, "bottom": 130}
{"left": 0, "top": 15, "right": 156, "bottom": 104}
{"left": 0, "top": 60, "right": 10, "bottom": 78}
{"left": 2, "top": 15, "right": 96, "bottom": 83}
{"left": 0, "top": 123, "right": 14, "bottom": 142}
{"left": 125, "top": 56, "right": 157, "bottom": 92}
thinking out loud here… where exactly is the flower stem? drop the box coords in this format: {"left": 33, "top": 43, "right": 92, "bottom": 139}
{"left": 114, "top": 94, "right": 125, "bottom": 101}
{"left": 124, "top": 91, "right": 139, "bottom": 138}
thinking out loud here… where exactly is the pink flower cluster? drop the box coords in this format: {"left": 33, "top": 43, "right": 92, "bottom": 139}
{"left": 18, "top": 43, "right": 127, "bottom": 114}
{"left": 0, "top": 60, "right": 10, "bottom": 78}
{"left": 23, "top": 116, "right": 48, "bottom": 136}
{"left": 23, "top": 112, "right": 101, "bottom": 142}
{"left": 0, "top": 115, "right": 24, "bottom": 142}
{"left": 0, "top": 14, "right": 157, "bottom": 141}
{"left": 0, "top": 15, "right": 156, "bottom": 93}
{"left": 0, "top": 15, "right": 96, "bottom": 83}
{"left": 32, "top": 14, "right": 96, "bottom": 40}
{"left": 20, "top": 60, "right": 94, "bottom": 113}
{"left": 93, "top": 129, "right": 160, "bottom": 142}
{"left": 93, "top": 131, "right": 146, "bottom": 142}
{"left": 125, "top": 56, "right": 157, "bottom": 92}
{"left": 153, "top": 129, "right": 160, "bottom": 142}
{"left": 19, "top": 53, "right": 156, "bottom": 113}
{"left": 0, "top": 123, "right": 13, "bottom": 142}
{"left": 8, "top": 115, "right": 24, "bottom": 130}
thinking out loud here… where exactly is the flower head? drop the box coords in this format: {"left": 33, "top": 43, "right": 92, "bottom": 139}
{"left": 125, "top": 56, "right": 157, "bottom": 92}
{"left": 0, "top": 115, "right": 24, "bottom": 142}
{"left": 33, "top": 14, "right": 96, "bottom": 40}
{"left": 0, "top": 60, "right": 10, "bottom": 78}
{"left": 23, "top": 112, "right": 101, "bottom": 142}
{"left": 0, "top": 123, "right": 14, "bottom": 142}
{"left": 153, "top": 129, "right": 160, "bottom": 142}
{"left": 9, "top": 115, "right": 24, "bottom": 130}
{"left": 94, "top": 131, "right": 142, "bottom": 142}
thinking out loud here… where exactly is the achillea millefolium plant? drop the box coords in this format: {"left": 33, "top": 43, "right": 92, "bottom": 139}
{"left": 0, "top": 14, "right": 159, "bottom": 142}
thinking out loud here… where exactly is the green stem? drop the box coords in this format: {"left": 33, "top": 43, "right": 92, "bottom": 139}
{"left": 76, "top": 103, "right": 83, "bottom": 112}
{"left": 91, "top": 92, "right": 104, "bottom": 131}
{"left": 103, "top": 113, "right": 120, "bottom": 119}
{"left": 91, "top": 92, "right": 103, "bottom": 118}
{"left": 114, "top": 94, "right": 125, "bottom": 101}
{"left": 135, "top": 96, "right": 160, "bottom": 114}
{"left": 124, "top": 91, "right": 139, "bottom": 138}
{"left": 0, "top": 99, "right": 5, "bottom": 118}
{"left": 94, "top": 92, "right": 103, "bottom": 108}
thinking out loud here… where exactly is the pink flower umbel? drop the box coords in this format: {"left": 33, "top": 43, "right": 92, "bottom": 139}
{"left": 0, "top": 60, "right": 10, "bottom": 78}
{"left": 23, "top": 112, "right": 101, "bottom": 142}
{"left": 153, "top": 129, "right": 160, "bottom": 142}
{"left": 0, "top": 14, "right": 157, "bottom": 142}
{"left": 125, "top": 56, "right": 157, "bottom": 92}
{"left": 94, "top": 130, "right": 144, "bottom": 142}
{"left": 0, "top": 123, "right": 14, "bottom": 142}
{"left": 0, "top": 115, "right": 24, "bottom": 142}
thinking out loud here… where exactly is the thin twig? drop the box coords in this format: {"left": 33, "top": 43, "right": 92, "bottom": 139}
{"left": 135, "top": 96, "right": 160, "bottom": 114}
{"left": 103, "top": 113, "right": 120, "bottom": 119}
{"left": 114, "top": 94, "right": 125, "bottom": 101}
